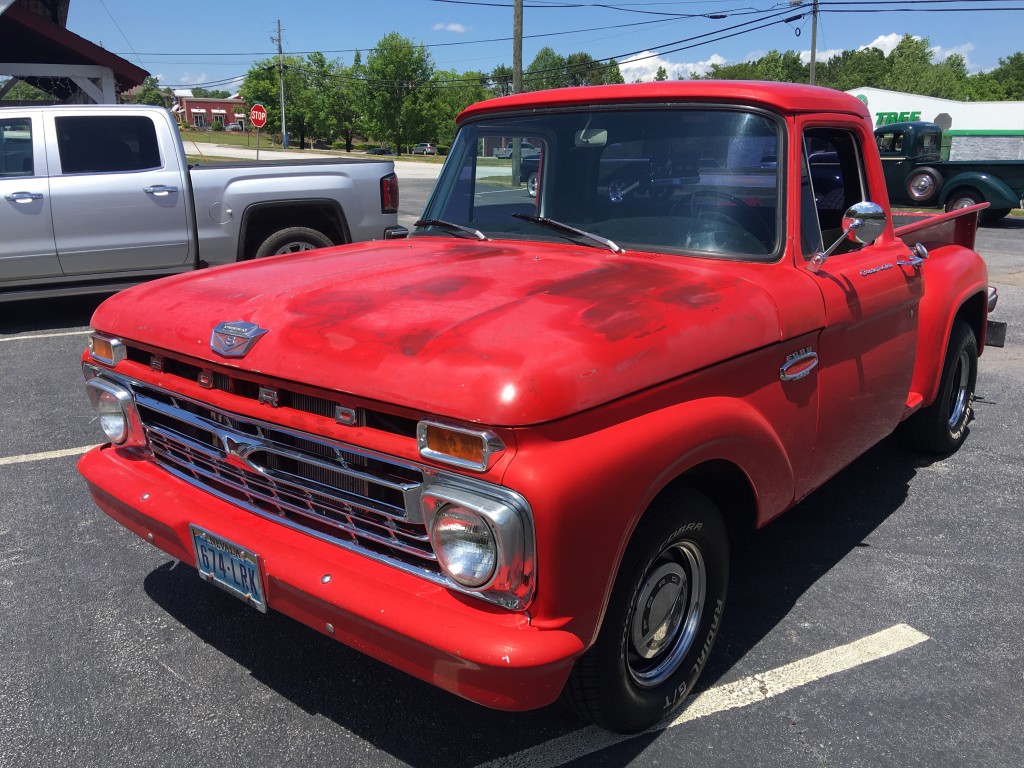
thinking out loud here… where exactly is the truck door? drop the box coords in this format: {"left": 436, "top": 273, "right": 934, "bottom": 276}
{"left": 0, "top": 111, "right": 59, "bottom": 282}
{"left": 45, "top": 112, "right": 190, "bottom": 276}
{"left": 797, "top": 120, "right": 923, "bottom": 489}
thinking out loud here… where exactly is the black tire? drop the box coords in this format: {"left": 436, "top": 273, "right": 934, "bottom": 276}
{"left": 527, "top": 172, "right": 538, "bottom": 198}
{"left": 898, "top": 320, "right": 977, "bottom": 455}
{"left": 982, "top": 208, "right": 1011, "bottom": 224}
{"left": 254, "top": 226, "right": 334, "bottom": 258}
{"left": 944, "top": 187, "right": 983, "bottom": 213}
{"left": 562, "top": 488, "right": 729, "bottom": 733}
{"left": 906, "top": 167, "right": 942, "bottom": 204}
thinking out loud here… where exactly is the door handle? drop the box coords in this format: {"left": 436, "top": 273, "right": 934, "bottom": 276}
{"left": 5, "top": 191, "right": 44, "bottom": 203}
{"left": 144, "top": 185, "right": 178, "bottom": 196}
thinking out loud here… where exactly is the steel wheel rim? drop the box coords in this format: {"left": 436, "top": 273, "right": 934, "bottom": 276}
{"left": 627, "top": 539, "right": 706, "bottom": 688}
{"left": 952, "top": 197, "right": 976, "bottom": 210}
{"left": 948, "top": 347, "right": 971, "bottom": 428}
{"left": 910, "top": 175, "right": 934, "bottom": 199}
{"left": 276, "top": 241, "right": 317, "bottom": 254}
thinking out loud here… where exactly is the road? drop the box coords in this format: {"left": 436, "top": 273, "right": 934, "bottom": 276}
{"left": 1, "top": 197, "right": 1021, "bottom": 768}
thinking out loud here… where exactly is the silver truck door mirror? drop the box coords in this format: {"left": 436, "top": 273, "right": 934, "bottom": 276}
{"left": 808, "top": 201, "right": 887, "bottom": 273}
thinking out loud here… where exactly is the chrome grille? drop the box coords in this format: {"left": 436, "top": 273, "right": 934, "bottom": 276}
{"left": 127, "top": 381, "right": 438, "bottom": 574}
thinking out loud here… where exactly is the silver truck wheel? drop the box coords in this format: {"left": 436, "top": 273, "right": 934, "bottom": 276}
{"left": 944, "top": 188, "right": 982, "bottom": 213}
{"left": 906, "top": 168, "right": 941, "bottom": 203}
{"left": 898, "top": 320, "right": 977, "bottom": 455}
{"left": 562, "top": 488, "right": 729, "bottom": 733}
{"left": 527, "top": 172, "right": 538, "bottom": 198}
{"left": 255, "top": 227, "right": 334, "bottom": 258}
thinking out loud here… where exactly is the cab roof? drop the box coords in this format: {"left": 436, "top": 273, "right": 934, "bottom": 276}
{"left": 458, "top": 80, "right": 870, "bottom": 124}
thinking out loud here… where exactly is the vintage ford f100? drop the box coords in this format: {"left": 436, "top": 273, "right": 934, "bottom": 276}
{"left": 78, "top": 82, "right": 1001, "bottom": 733}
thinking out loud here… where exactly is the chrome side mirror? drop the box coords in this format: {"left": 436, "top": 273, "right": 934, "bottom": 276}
{"left": 808, "top": 201, "right": 887, "bottom": 273}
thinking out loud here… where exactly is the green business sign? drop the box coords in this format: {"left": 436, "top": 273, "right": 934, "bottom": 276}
{"left": 875, "top": 111, "right": 923, "bottom": 126}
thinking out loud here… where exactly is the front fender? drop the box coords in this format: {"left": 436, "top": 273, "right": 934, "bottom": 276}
{"left": 505, "top": 394, "right": 795, "bottom": 647}
{"left": 939, "top": 171, "right": 1020, "bottom": 209}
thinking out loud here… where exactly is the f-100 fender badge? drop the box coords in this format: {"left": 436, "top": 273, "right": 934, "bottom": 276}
{"left": 210, "top": 321, "right": 269, "bottom": 358}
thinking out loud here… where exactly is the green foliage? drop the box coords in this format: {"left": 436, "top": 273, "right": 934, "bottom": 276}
{"left": 361, "top": 32, "right": 435, "bottom": 151}
{"left": 524, "top": 48, "right": 623, "bottom": 90}
{"left": 654, "top": 66, "right": 668, "bottom": 82}
{"left": 134, "top": 76, "right": 168, "bottom": 107}
{"left": 0, "top": 78, "right": 49, "bottom": 101}
{"left": 192, "top": 87, "right": 231, "bottom": 99}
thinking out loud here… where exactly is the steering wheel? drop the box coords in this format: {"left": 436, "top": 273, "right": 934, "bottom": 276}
{"left": 673, "top": 190, "right": 774, "bottom": 248}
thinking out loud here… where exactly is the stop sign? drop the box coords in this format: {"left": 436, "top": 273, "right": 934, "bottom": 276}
{"left": 249, "top": 103, "right": 268, "bottom": 128}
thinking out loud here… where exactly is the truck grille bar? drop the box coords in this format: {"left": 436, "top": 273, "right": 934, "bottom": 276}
{"left": 124, "top": 381, "right": 439, "bottom": 575}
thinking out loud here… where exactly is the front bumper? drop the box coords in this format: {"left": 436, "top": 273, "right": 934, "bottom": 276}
{"left": 78, "top": 445, "right": 583, "bottom": 711}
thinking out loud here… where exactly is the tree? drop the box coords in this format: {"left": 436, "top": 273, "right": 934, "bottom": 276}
{"left": 525, "top": 47, "right": 569, "bottom": 91}
{"left": 424, "top": 70, "right": 490, "bottom": 147}
{"left": 240, "top": 55, "right": 307, "bottom": 140}
{"left": 134, "top": 76, "right": 167, "bottom": 107}
{"left": 654, "top": 66, "right": 668, "bottom": 82}
{"left": 988, "top": 52, "right": 1024, "bottom": 99}
{"left": 361, "top": 33, "right": 435, "bottom": 152}
{"left": 818, "top": 47, "right": 888, "bottom": 91}
{"left": 296, "top": 52, "right": 348, "bottom": 148}
{"left": 883, "top": 35, "right": 934, "bottom": 94}
{"left": 192, "top": 87, "right": 230, "bottom": 98}
{"left": 489, "top": 64, "right": 514, "bottom": 97}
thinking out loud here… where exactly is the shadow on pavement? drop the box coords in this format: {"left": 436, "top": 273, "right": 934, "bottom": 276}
{"left": 0, "top": 293, "right": 112, "bottom": 334}
{"left": 142, "top": 435, "right": 936, "bottom": 767}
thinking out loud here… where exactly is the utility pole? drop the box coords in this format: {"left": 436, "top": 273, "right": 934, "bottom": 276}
{"left": 274, "top": 19, "right": 288, "bottom": 148}
{"left": 809, "top": 0, "right": 819, "bottom": 85}
{"left": 512, "top": 0, "right": 522, "bottom": 95}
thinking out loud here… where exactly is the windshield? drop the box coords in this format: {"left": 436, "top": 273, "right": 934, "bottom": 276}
{"left": 417, "top": 107, "right": 782, "bottom": 261}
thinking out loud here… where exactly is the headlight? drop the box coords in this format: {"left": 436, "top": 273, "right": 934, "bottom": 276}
{"left": 423, "top": 483, "right": 535, "bottom": 609}
{"left": 85, "top": 378, "right": 145, "bottom": 447}
{"left": 431, "top": 505, "right": 497, "bottom": 588}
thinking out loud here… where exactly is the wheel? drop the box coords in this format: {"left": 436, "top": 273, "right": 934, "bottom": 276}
{"left": 527, "top": 172, "right": 538, "bottom": 198}
{"left": 944, "top": 187, "right": 983, "bottom": 213}
{"left": 906, "top": 167, "right": 942, "bottom": 204}
{"left": 562, "top": 488, "right": 729, "bottom": 733}
{"left": 254, "top": 226, "right": 334, "bottom": 258}
{"left": 898, "top": 320, "right": 977, "bottom": 455}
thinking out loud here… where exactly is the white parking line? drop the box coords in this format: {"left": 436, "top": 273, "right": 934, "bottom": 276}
{"left": 0, "top": 329, "right": 91, "bottom": 342}
{"left": 0, "top": 445, "right": 99, "bottom": 466}
{"left": 476, "top": 623, "right": 929, "bottom": 768}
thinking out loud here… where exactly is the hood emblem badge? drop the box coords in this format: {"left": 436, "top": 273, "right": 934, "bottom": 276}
{"left": 211, "top": 321, "right": 268, "bottom": 358}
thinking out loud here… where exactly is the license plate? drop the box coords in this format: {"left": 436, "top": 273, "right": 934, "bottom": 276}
{"left": 189, "top": 525, "right": 267, "bottom": 613}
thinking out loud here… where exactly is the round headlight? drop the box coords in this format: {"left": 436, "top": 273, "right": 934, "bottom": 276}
{"left": 95, "top": 388, "right": 128, "bottom": 444}
{"left": 431, "top": 505, "right": 497, "bottom": 588}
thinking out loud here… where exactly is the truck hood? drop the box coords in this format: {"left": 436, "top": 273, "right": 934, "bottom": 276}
{"left": 91, "top": 238, "right": 782, "bottom": 425}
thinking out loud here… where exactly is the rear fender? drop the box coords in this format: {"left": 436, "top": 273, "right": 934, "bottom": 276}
{"left": 939, "top": 172, "right": 1020, "bottom": 209}
{"left": 909, "top": 244, "right": 989, "bottom": 409}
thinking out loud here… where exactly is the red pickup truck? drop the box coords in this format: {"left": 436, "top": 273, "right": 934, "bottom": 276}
{"left": 78, "top": 81, "right": 1001, "bottom": 733}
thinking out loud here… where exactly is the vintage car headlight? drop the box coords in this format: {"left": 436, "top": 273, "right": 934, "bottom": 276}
{"left": 422, "top": 482, "right": 535, "bottom": 609}
{"left": 431, "top": 506, "right": 497, "bottom": 588}
{"left": 85, "top": 378, "right": 144, "bottom": 447}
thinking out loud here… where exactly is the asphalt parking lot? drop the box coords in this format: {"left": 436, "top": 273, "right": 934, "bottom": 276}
{"left": 1, "top": 210, "right": 1021, "bottom": 768}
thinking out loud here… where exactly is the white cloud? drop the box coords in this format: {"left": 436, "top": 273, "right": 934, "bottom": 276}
{"left": 619, "top": 51, "right": 727, "bottom": 81}
{"left": 859, "top": 33, "right": 910, "bottom": 56}
{"left": 432, "top": 22, "right": 467, "bottom": 33}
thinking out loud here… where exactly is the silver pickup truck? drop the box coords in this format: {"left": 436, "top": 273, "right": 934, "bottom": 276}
{"left": 1, "top": 104, "right": 405, "bottom": 302}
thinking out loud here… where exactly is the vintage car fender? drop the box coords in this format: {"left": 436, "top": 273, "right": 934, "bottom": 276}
{"left": 907, "top": 243, "right": 989, "bottom": 410}
{"left": 504, "top": 393, "right": 795, "bottom": 644}
{"left": 938, "top": 171, "right": 1020, "bottom": 210}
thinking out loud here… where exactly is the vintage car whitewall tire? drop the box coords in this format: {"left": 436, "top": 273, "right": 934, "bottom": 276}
{"left": 899, "top": 320, "right": 977, "bottom": 455}
{"left": 906, "top": 167, "right": 942, "bottom": 204}
{"left": 562, "top": 487, "right": 729, "bottom": 733}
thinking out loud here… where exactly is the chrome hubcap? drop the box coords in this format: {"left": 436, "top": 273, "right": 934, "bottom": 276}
{"left": 948, "top": 348, "right": 971, "bottom": 427}
{"left": 628, "top": 540, "right": 706, "bottom": 688}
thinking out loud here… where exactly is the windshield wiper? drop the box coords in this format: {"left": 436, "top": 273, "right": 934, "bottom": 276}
{"left": 512, "top": 213, "right": 624, "bottom": 254}
{"left": 414, "top": 219, "right": 489, "bottom": 241}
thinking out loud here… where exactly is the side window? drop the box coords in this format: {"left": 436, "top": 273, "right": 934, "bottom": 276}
{"left": 801, "top": 127, "right": 868, "bottom": 258}
{"left": 0, "top": 118, "right": 33, "bottom": 177}
{"left": 55, "top": 115, "right": 162, "bottom": 174}
{"left": 876, "top": 131, "right": 904, "bottom": 154}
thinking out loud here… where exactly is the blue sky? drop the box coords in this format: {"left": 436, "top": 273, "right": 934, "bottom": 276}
{"left": 65, "top": 0, "right": 1021, "bottom": 90}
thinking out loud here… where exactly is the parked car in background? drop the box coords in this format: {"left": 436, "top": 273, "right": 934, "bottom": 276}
{"left": 366, "top": 147, "right": 395, "bottom": 155}
{"left": 225, "top": 123, "right": 243, "bottom": 132}
{"left": 411, "top": 142, "right": 438, "bottom": 155}
{"left": 493, "top": 140, "right": 539, "bottom": 158}
{"left": 0, "top": 104, "right": 406, "bottom": 302}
